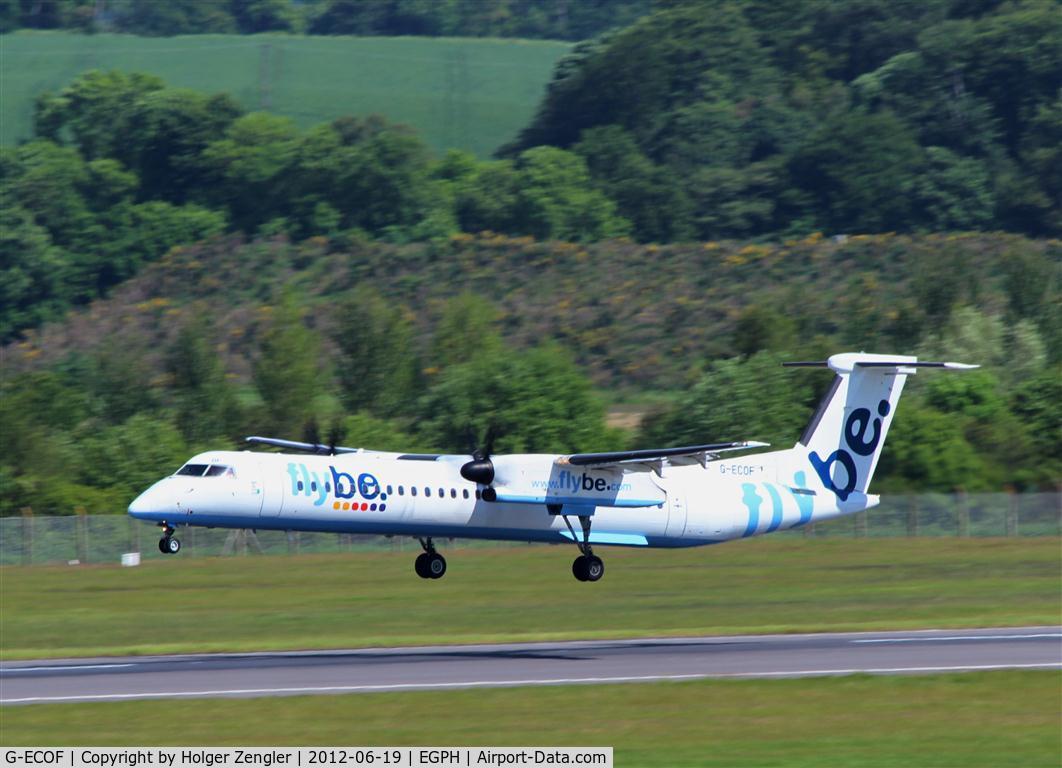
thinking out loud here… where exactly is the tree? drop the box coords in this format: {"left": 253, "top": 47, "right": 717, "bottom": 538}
{"left": 5, "top": 140, "right": 95, "bottom": 250}
{"left": 875, "top": 405, "right": 989, "bottom": 491}
{"left": 0, "top": 204, "right": 68, "bottom": 341}
{"left": 116, "top": 0, "right": 237, "bottom": 35}
{"left": 732, "top": 306, "right": 796, "bottom": 358}
{"left": 429, "top": 293, "right": 503, "bottom": 371}
{"left": 252, "top": 297, "right": 325, "bottom": 438}
{"left": 417, "top": 344, "right": 614, "bottom": 454}
{"left": 232, "top": 0, "right": 296, "bottom": 32}
{"left": 81, "top": 414, "right": 190, "bottom": 500}
{"left": 912, "top": 147, "right": 994, "bottom": 230}
{"left": 639, "top": 352, "right": 814, "bottom": 448}
{"left": 1010, "top": 364, "right": 1062, "bottom": 475}
{"left": 333, "top": 288, "right": 421, "bottom": 416}
{"left": 33, "top": 70, "right": 165, "bottom": 161}
{"left": 126, "top": 88, "right": 244, "bottom": 202}
{"left": 201, "top": 112, "right": 298, "bottom": 232}
{"left": 166, "top": 317, "right": 241, "bottom": 443}
{"left": 452, "top": 160, "right": 523, "bottom": 235}
{"left": 574, "top": 125, "right": 693, "bottom": 242}
{"left": 512, "top": 147, "right": 629, "bottom": 241}
{"left": 786, "top": 110, "right": 924, "bottom": 232}
{"left": 85, "top": 342, "right": 160, "bottom": 424}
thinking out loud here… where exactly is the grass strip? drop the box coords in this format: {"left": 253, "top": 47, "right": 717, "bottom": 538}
{"left": 1, "top": 538, "right": 1059, "bottom": 659}
{"left": 1, "top": 671, "right": 1060, "bottom": 767}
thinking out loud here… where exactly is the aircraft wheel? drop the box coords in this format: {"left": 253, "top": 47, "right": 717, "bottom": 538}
{"left": 158, "top": 537, "right": 169, "bottom": 554}
{"left": 427, "top": 553, "right": 447, "bottom": 579}
{"left": 572, "top": 556, "right": 589, "bottom": 581}
{"left": 414, "top": 553, "right": 432, "bottom": 579}
{"left": 165, "top": 537, "right": 181, "bottom": 555}
{"left": 584, "top": 555, "right": 604, "bottom": 582}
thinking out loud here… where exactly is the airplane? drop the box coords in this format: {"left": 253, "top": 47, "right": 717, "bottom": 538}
{"left": 128, "top": 353, "right": 977, "bottom": 581}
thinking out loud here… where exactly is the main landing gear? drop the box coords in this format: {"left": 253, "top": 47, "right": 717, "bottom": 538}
{"left": 158, "top": 523, "right": 181, "bottom": 555}
{"left": 414, "top": 537, "right": 447, "bottom": 579}
{"left": 561, "top": 513, "right": 604, "bottom": 582}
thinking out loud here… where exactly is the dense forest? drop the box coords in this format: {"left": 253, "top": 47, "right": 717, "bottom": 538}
{"left": 1, "top": 0, "right": 1060, "bottom": 514}
{"left": 506, "top": 0, "right": 1061, "bottom": 240}
{"left": 1, "top": 0, "right": 651, "bottom": 39}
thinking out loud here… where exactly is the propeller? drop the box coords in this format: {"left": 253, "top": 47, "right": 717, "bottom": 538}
{"left": 301, "top": 418, "right": 345, "bottom": 455}
{"left": 460, "top": 423, "right": 497, "bottom": 486}
{"left": 302, "top": 418, "right": 321, "bottom": 448}
{"left": 326, "top": 422, "right": 345, "bottom": 457}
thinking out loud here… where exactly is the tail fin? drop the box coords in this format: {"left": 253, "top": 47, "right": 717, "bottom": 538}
{"left": 785, "top": 353, "right": 978, "bottom": 501}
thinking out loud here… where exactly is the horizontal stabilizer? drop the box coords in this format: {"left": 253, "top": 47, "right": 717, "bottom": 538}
{"left": 855, "top": 361, "right": 980, "bottom": 370}
{"left": 561, "top": 441, "right": 769, "bottom": 467}
{"left": 245, "top": 436, "right": 360, "bottom": 455}
{"left": 784, "top": 353, "right": 978, "bottom": 374}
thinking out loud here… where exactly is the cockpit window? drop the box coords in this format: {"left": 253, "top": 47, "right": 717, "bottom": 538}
{"left": 205, "top": 465, "right": 232, "bottom": 477}
{"left": 175, "top": 464, "right": 209, "bottom": 477}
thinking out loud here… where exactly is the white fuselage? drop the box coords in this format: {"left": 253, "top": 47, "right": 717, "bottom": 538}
{"left": 128, "top": 447, "right": 874, "bottom": 548}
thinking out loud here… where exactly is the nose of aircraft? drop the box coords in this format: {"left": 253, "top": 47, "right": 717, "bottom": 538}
{"left": 127, "top": 482, "right": 170, "bottom": 520}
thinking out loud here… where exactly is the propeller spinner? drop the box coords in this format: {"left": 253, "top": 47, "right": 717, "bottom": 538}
{"left": 459, "top": 425, "right": 496, "bottom": 486}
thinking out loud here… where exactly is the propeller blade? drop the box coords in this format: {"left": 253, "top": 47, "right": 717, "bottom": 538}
{"left": 302, "top": 418, "right": 320, "bottom": 447}
{"left": 483, "top": 422, "right": 497, "bottom": 459}
{"left": 327, "top": 422, "right": 344, "bottom": 457}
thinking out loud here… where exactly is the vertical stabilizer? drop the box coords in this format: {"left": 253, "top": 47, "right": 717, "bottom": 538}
{"left": 785, "top": 353, "right": 978, "bottom": 501}
{"left": 794, "top": 354, "right": 911, "bottom": 501}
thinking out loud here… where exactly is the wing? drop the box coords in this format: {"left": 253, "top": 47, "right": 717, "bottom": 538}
{"left": 558, "top": 440, "right": 769, "bottom": 469}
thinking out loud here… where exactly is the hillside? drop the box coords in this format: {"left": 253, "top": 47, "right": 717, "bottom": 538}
{"left": 6, "top": 231, "right": 1056, "bottom": 391}
{"left": 3, "top": 231, "right": 1058, "bottom": 515}
{"left": 1, "top": 32, "right": 569, "bottom": 156}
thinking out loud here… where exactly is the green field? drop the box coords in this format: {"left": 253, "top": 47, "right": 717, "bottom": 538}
{"left": 0, "top": 32, "right": 569, "bottom": 155}
{"left": 2, "top": 538, "right": 1059, "bottom": 659}
{"left": 2, "top": 672, "right": 1060, "bottom": 767}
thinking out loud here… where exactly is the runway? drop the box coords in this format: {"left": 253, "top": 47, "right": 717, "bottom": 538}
{"left": 2, "top": 627, "right": 1059, "bottom": 705}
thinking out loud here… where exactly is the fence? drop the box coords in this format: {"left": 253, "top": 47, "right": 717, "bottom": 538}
{"left": 1, "top": 492, "right": 1058, "bottom": 566}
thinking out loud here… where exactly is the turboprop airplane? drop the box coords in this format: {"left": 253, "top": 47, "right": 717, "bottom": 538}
{"left": 128, "top": 353, "right": 976, "bottom": 581}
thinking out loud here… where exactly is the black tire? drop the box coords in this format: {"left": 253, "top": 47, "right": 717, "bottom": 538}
{"left": 428, "top": 553, "right": 447, "bottom": 579}
{"left": 414, "top": 552, "right": 431, "bottom": 579}
{"left": 572, "top": 556, "right": 589, "bottom": 581}
{"left": 166, "top": 537, "right": 181, "bottom": 555}
{"left": 158, "top": 537, "right": 169, "bottom": 554}
{"left": 585, "top": 555, "right": 604, "bottom": 582}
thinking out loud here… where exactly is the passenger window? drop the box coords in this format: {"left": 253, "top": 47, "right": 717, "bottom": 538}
{"left": 438, "top": 488, "right": 444, "bottom": 498}
{"left": 398, "top": 486, "right": 405, "bottom": 496}
{"left": 176, "top": 464, "right": 208, "bottom": 477}
{"left": 450, "top": 489, "right": 457, "bottom": 498}
{"left": 386, "top": 485, "right": 393, "bottom": 495}
{"left": 425, "top": 488, "right": 431, "bottom": 497}
{"left": 462, "top": 489, "right": 469, "bottom": 499}
{"left": 475, "top": 489, "right": 481, "bottom": 500}
{"left": 411, "top": 487, "right": 417, "bottom": 497}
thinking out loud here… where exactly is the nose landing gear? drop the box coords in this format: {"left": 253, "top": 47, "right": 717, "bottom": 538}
{"left": 157, "top": 523, "right": 181, "bottom": 555}
{"left": 414, "top": 537, "right": 446, "bottom": 579}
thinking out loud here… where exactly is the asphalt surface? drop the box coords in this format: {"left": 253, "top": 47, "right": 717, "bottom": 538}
{"left": 2, "top": 627, "right": 1059, "bottom": 705}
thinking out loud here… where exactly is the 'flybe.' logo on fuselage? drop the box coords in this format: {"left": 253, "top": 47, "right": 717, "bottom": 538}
{"left": 286, "top": 463, "right": 387, "bottom": 511}
{"left": 531, "top": 470, "right": 632, "bottom": 495}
